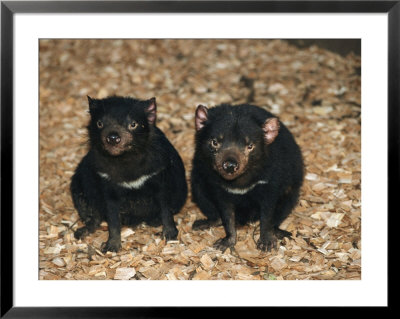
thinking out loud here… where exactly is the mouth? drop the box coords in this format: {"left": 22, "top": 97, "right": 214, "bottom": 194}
{"left": 103, "top": 145, "right": 125, "bottom": 156}
{"left": 215, "top": 165, "right": 244, "bottom": 180}
{"left": 220, "top": 172, "right": 240, "bottom": 180}
{"left": 103, "top": 142, "right": 133, "bottom": 156}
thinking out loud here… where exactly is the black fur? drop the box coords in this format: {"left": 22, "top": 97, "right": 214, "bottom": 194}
{"left": 70, "top": 96, "right": 187, "bottom": 252}
{"left": 191, "top": 104, "right": 304, "bottom": 252}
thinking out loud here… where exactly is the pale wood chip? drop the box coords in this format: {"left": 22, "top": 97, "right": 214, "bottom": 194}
{"left": 200, "top": 253, "right": 215, "bottom": 270}
{"left": 270, "top": 257, "right": 287, "bottom": 271}
{"left": 114, "top": 267, "right": 136, "bottom": 280}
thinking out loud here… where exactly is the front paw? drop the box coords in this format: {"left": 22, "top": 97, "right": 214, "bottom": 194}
{"left": 192, "top": 219, "right": 211, "bottom": 230}
{"left": 213, "top": 236, "right": 236, "bottom": 252}
{"left": 74, "top": 226, "right": 89, "bottom": 240}
{"left": 192, "top": 219, "right": 221, "bottom": 230}
{"left": 256, "top": 232, "right": 278, "bottom": 252}
{"left": 101, "top": 238, "right": 121, "bottom": 253}
{"left": 162, "top": 226, "right": 178, "bottom": 241}
{"left": 274, "top": 228, "right": 292, "bottom": 240}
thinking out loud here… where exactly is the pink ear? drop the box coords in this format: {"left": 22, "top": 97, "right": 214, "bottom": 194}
{"left": 262, "top": 117, "right": 280, "bottom": 144}
{"left": 145, "top": 97, "right": 157, "bottom": 125}
{"left": 195, "top": 105, "right": 208, "bottom": 131}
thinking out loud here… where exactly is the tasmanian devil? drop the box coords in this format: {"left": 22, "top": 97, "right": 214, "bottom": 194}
{"left": 191, "top": 103, "right": 303, "bottom": 252}
{"left": 70, "top": 96, "right": 188, "bottom": 253}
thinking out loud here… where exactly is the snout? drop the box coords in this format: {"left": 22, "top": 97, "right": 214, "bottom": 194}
{"left": 106, "top": 132, "right": 121, "bottom": 145}
{"left": 214, "top": 147, "right": 249, "bottom": 180}
{"left": 100, "top": 125, "right": 134, "bottom": 156}
{"left": 222, "top": 159, "right": 239, "bottom": 174}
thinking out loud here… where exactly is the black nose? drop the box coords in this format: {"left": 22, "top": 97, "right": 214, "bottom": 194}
{"left": 106, "top": 133, "right": 121, "bottom": 145}
{"left": 222, "top": 159, "right": 239, "bottom": 174}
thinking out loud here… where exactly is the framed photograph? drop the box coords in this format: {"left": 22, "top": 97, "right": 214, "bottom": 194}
{"left": 1, "top": 0, "right": 395, "bottom": 316}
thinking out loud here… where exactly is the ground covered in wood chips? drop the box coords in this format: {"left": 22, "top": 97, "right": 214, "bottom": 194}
{"left": 39, "top": 39, "right": 361, "bottom": 280}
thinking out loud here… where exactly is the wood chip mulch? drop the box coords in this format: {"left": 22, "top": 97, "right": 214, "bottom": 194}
{"left": 39, "top": 39, "right": 361, "bottom": 280}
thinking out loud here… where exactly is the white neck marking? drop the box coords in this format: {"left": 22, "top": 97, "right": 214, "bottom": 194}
{"left": 98, "top": 172, "right": 110, "bottom": 180}
{"left": 223, "top": 180, "right": 268, "bottom": 195}
{"left": 98, "top": 170, "right": 161, "bottom": 190}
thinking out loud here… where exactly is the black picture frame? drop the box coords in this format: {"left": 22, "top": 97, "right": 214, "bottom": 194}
{"left": 1, "top": 0, "right": 396, "bottom": 317}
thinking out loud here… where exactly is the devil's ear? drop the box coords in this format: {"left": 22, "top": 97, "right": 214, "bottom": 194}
{"left": 87, "top": 96, "right": 97, "bottom": 113}
{"left": 262, "top": 117, "right": 280, "bottom": 144}
{"left": 195, "top": 105, "right": 209, "bottom": 131}
{"left": 145, "top": 97, "right": 157, "bottom": 125}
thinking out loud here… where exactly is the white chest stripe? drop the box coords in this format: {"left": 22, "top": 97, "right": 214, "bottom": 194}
{"left": 98, "top": 172, "right": 110, "bottom": 180}
{"left": 223, "top": 180, "right": 268, "bottom": 195}
{"left": 98, "top": 170, "right": 161, "bottom": 190}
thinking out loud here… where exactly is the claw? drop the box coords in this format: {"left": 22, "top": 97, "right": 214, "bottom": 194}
{"left": 274, "top": 228, "right": 292, "bottom": 240}
{"left": 213, "top": 237, "right": 235, "bottom": 252}
{"left": 256, "top": 233, "right": 278, "bottom": 252}
{"left": 162, "top": 227, "right": 178, "bottom": 241}
{"left": 74, "top": 226, "right": 89, "bottom": 240}
{"left": 101, "top": 239, "right": 121, "bottom": 253}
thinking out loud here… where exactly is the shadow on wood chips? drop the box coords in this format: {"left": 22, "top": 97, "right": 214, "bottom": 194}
{"left": 39, "top": 39, "right": 361, "bottom": 280}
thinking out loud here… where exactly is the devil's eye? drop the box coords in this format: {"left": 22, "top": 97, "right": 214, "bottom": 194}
{"left": 128, "top": 121, "right": 138, "bottom": 131}
{"left": 247, "top": 143, "right": 254, "bottom": 151}
{"left": 96, "top": 120, "right": 103, "bottom": 128}
{"left": 210, "top": 139, "right": 219, "bottom": 148}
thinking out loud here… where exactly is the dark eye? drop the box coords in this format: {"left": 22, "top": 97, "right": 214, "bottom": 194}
{"left": 128, "top": 121, "right": 138, "bottom": 131}
{"left": 211, "top": 139, "right": 219, "bottom": 148}
{"left": 96, "top": 120, "right": 103, "bottom": 128}
{"left": 247, "top": 143, "right": 254, "bottom": 151}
